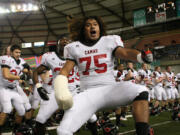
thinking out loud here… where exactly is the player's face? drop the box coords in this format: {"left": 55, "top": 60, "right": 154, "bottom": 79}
{"left": 143, "top": 64, "right": 147, "bottom": 70}
{"left": 59, "top": 37, "right": 70, "bottom": 51}
{"left": 118, "top": 64, "right": 124, "bottom": 71}
{"left": 167, "top": 66, "right": 171, "bottom": 72}
{"left": 127, "top": 63, "right": 133, "bottom": 69}
{"left": 84, "top": 19, "right": 100, "bottom": 41}
{"left": 156, "top": 67, "right": 161, "bottom": 72}
{"left": 12, "top": 49, "right": 21, "bottom": 60}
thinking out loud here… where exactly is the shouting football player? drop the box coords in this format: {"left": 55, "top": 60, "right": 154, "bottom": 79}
{"left": 54, "top": 16, "right": 154, "bottom": 135}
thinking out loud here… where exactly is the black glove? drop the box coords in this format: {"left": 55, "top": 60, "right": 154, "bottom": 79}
{"left": 37, "top": 87, "right": 49, "bottom": 101}
{"left": 141, "top": 50, "right": 153, "bottom": 64}
{"left": 20, "top": 74, "right": 28, "bottom": 81}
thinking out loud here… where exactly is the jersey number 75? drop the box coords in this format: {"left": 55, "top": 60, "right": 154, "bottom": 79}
{"left": 79, "top": 54, "right": 107, "bottom": 75}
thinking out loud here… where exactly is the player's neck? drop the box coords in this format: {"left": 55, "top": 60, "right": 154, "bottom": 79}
{"left": 12, "top": 56, "right": 20, "bottom": 65}
{"left": 81, "top": 37, "right": 100, "bottom": 46}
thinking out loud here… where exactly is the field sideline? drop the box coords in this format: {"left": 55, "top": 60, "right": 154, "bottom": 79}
{"left": 2, "top": 111, "right": 180, "bottom": 135}
{"left": 46, "top": 111, "right": 180, "bottom": 135}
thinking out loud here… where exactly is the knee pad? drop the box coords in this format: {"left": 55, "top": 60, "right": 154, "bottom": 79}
{"left": 57, "top": 127, "right": 73, "bottom": 135}
{"left": 134, "top": 91, "right": 149, "bottom": 101}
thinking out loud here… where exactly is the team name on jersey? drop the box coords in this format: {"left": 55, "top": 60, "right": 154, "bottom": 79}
{"left": 85, "top": 49, "right": 98, "bottom": 55}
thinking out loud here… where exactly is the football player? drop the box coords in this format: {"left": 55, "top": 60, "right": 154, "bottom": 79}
{"left": 138, "top": 63, "right": 154, "bottom": 107}
{"left": 32, "top": 36, "right": 83, "bottom": 135}
{"left": 0, "top": 45, "right": 28, "bottom": 134}
{"left": 54, "top": 16, "right": 153, "bottom": 135}
{"left": 164, "top": 66, "right": 179, "bottom": 108}
{"left": 124, "top": 62, "right": 140, "bottom": 83}
{"left": 152, "top": 66, "right": 167, "bottom": 115}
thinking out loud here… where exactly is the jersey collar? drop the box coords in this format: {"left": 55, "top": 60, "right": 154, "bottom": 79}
{"left": 12, "top": 56, "right": 21, "bottom": 65}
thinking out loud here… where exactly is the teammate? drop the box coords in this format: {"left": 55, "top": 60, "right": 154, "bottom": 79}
{"left": 54, "top": 16, "right": 153, "bottom": 135}
{"left": 176, "top": 72, "right": 180, "bottom": 94}
{"left": 138, "top": 63, "right": 154, "bottom": 105}
{"left": 124, "top": 62, "right": 140, "bottom": 83}
{"left": 114, "top": 64, "right": 127, "bottom": 126}
{"left": 152, "top": 66, "right": 167, "bottom": 115}
{"left": 0, "top": 45, "right": 28, "bottom": 134}
{"left": 164, "top": 66, "right": 179, "bottom": 107}
{"left": 115, "top": 64, "right": 126, "bottom": 82}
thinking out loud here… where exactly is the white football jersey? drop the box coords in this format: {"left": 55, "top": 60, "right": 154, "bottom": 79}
{"left": 41, "top": 52, "right": 77, "bottom": 92}
{"left": 0, "top": 56, "right": 26, "bottom": 88}
{"left": 176, "top": 73, "right": 180, "bottom": 82}
{"left": 64, "top": 35, "right": 124, "bottom": 89}
{"left": 138, "top": 69, "right": 152, "bottom": 85}
{"left": 41, "top": 52, "right": 66, "bottom": 79}
{"left": 153, "top": 71, "right": 164, "bottom": 87}
{"left": 164, "top": 72, "right": 174, "bottom": 87}
{"left": 124, "top": 69, "right": 138, "bottom": 83}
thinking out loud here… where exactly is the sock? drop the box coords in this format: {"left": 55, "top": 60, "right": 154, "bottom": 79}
{"left": 87, "top": 122, "right": 98, "bottom": 135}
{"left": 116, "top": 114, "right": 121, "bottom": 125}
{"left": 136, "top": 122, "right": 149, "bottom": 135}
{"left": 34, "top": 121, "right": 46, "bottom": 135}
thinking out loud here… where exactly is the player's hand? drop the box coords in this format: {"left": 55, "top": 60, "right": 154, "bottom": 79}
{"left": 141, "top": 50, "right": 153, "bottom": 63}
{"left": 20, "top": 74, "right": 29, "bottom": 81}
{"left": 54, "top": 75, "right": 73, "bottom": 110}
{"left": 36, "top": 83, "right": 49, "bottom": 100}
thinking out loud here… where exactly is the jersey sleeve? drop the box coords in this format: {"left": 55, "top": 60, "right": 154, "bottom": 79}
{"left": 113, "top": 35, "right": 124, "bottom": 48}
{"left": 0, "top": 55, "right": 11, "bottom": 68}
{"left": 40, "top": 53, "right": 51, "bottom": 68}
{"left": 64, "top": 44, "right": 75, "bottom": 61}
{"left": 107, "top": 35, "right": 124, "bottom": 55}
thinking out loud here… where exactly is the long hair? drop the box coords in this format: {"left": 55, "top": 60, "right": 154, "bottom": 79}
{"left": 2, "top": 45, "right": 11, "bottom": 55}
{"left": 68, "top": 16, "right": 107, "bottom": 42}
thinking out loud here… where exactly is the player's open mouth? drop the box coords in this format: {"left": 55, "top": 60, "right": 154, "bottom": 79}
{"left": 90, "top": 30, "right": 96, "bottom": 36}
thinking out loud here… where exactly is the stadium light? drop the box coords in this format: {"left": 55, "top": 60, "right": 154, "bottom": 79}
{"left": 0, "top": 2, "right": 39, "bottom": 14}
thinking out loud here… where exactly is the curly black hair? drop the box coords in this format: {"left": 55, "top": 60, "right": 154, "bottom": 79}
{"left": 68, "top": 16, "right": 107, "bottom": 42}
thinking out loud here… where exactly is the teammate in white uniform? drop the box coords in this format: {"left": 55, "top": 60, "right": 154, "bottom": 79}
{"left": 152, "top": 66, "right": 167, "bottom": 114}
{"left": 164, "top": 66, "right": 179, "bottom": 101}
{"left": 176, "top": 73, "right": 180, "bottom": 94}
{"left": 114, "top": 64, "right": 128, "bottom": 126}
{"left": 54, "top": 16, "right": 153, "bottom": 135}
{"left": 32, "top": 36, "right": 86, "bottom": 135}
{"left": 138, "top": 63, "right": 154, "bottom": 99}
{"left": 0, "top": 45, "right": 27, "bottom": 134}
{"left": 124, "top": 62, "right": 140, "bottom": 83}
{"left": 116, "top": 64, "right": 126, "bottom": 82}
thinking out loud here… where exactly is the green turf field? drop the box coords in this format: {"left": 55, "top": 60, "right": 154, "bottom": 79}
{"left": 47, "top": 111, "right": 180, "bottom": 135}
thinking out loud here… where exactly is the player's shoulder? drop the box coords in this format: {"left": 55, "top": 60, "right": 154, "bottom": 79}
{"left": 0, "top": 55, "right": 12, "bottom": 59}
{"left": 65, "top": 41, "right": 80, "bottom": 49}
{"left": 0, "top": 55, "right": 12, "bottom": 65}
{"left": 138, "top": 69, "right": 144, "bottom": 73}
{"left": 102, "top": 35, "right": 121, "bottom": 40}
{"left": 42, "top": 52, "right": 55, "bottom": 58}
{"left": 19, "top": 57, "right": 26, "bottom": 63}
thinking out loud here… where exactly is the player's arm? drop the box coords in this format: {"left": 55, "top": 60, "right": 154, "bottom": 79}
{"left": 114, "top": 47, "right": 153, "bottom": 63}
{"left": 2, "top": 66, "right": 20, "bottom": 80}
{"left": 33, "top": 65, "right": 50, "bottom": 100}
{"left": 33, "top": 65, "right": 49, "bottom": 84}
{"left": 54, "top": 60, "right": 75, "bottom": 110}
{"left": 124, "top": 70, "right": 134, "bottom": 81}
